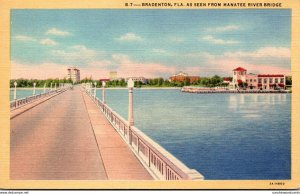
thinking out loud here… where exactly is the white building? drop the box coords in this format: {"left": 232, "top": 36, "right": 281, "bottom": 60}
{"left": 229, "top": 67, "right": 285, "bottom": 90}
{"left": 125, "top": 77, "right": 148, "bottom": 84}
{"left": 67, "top": 67, "right": 80, "bottom": 83}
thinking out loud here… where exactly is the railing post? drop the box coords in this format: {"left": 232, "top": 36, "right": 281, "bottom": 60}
{"left": 33, "top": 82, "right": 36, "bottom": 96}
{"left": 94, "top": 81, "right": 97, "bottom": 99}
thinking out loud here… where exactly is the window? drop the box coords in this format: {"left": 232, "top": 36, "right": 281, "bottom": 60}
{"left": 258, "top": 78, "right": 262, "bottom": 83}
{"left": 280, "top": 78, "right": 284, "bottom": 83}
{"left": 275, "top": 78, "right": 278, "bottom": 83}
{"left": 264, "top": 78, "right": 267, "bottom": 84}
{"left": 254, "top": 79, "right": 256, "bottom": 82}
{"left": 250, "top": 79, "right": 252, "bottom": 82}
{"left": 269, "top": 78, "right": 273, "bottom": 83}
{"left": 234, "top": 72, "right": 236, "bottom": 75}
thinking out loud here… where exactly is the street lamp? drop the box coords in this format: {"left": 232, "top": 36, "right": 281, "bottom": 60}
{"left": 33, "top": 82, "right": 36, "bottom": 96}
{"left": 43, "top": 83, "right": 46, "bottom": 93}
{"left": 94, "top": 81, "right": 97, "bottom": 98}
{"left": 14, "top": 81, "right": 17, "bottom": 100}
{"left": 54, "top": 83, "right": 57, "bottom": 90}
{"left": 102, "top": 81, "right": 106, "bottom": 104}
{"left": 50, "top": 82, "right": 53, "bottom": 90}
{"left": 127, "top": 78, "right": 134, "bottom": 126}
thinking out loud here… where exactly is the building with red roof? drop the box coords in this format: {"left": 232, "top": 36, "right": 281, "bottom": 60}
{"left": 229, "top": 67, "right": 286, "bottom": 90}
{"left": 169, "top": 72, "right": 200, "bottom": 84}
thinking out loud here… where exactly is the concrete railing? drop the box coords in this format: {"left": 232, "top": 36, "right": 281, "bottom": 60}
{"left": 10, "top": 87, "right": 70, "bottom": 110}
{"left": 84, "top": 87, "right": 204, "bottom": 180}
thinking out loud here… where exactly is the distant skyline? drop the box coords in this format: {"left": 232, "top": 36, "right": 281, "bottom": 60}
{"left": 11, "top": 9, "right": 291, "bottom": 79}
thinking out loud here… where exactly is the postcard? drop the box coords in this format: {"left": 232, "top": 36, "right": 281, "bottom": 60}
{"left": 0, "top": 0, "right": 299, "bottom": 190}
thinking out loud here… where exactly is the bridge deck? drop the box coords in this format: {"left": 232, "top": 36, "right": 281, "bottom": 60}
{"left": 10, "top": 87, "right": 152, "bottom": 180}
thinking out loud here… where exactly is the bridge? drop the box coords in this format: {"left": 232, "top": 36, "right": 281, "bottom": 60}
{"left": 10, "top": 84, "right": 204, "bottom": 180}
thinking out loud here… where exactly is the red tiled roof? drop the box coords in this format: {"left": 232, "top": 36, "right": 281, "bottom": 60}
{"left": 258, "top": 74, "right": 284, "bottom": 77}
{"left": 223, "top": 78, "right": 230, "bottom": 81}
{"left": 237, "top": 79, "right": 243, "bottom": 83}
{"left": 233, "top": 67, "right": 247, "bottom": 71}
{"left": 99, "top": 78, "right": 110, "bottom": 81}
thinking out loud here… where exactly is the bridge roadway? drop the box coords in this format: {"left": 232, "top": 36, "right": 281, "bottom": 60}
{"left": 10, "top": 87, "right": 152, "bottom": 180}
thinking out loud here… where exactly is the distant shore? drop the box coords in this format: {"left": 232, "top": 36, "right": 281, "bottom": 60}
{"left": 100, "top": 87, "right": 181, "bottom": 90}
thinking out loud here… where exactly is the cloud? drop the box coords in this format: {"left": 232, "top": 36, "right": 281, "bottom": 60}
{"left": 51, "top": 45, "right": 100, "bottom": 64}
{"left": 107, "top": 54, "right": 176, "bottom": 78}
{"left": 11, "top": 61, "right": 69, "bottom": 79}
{"left": 184, "top": 46, "right": 290, "bottom": 76}
{"left": 117, "top": 33, "right": 143, "bottom": 41}
{"left": 46, "top": 28, "right": 71, "bottom": 36}
{"left": 40, "top": 38, "right": 58, "bottom": 46}
{"left": 224, "top": 47, "right": 290, "bottom": 58}
{"left": 202, "top": 35, "right": 240, "bottom": 45}
{"left": 206, "top": 25, "right": 240, "bottom": 32}
{"left": 15, "top": 35, "right": 36, "bottom": 42}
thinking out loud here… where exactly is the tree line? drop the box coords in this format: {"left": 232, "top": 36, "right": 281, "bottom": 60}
{"left": 11, "top": 76, "right": 292, "bottom": 88}
{"left": 10, "top": 78, "right": 73, "bottom": 88}
{"left": 80, "top": 75, "right": 229, "bottom": 88}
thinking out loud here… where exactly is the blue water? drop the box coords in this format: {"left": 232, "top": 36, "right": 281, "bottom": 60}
{"left": 96, "top": 89, "right": 291, "bottom": 180}
{"left": 10, "top": 89, "right": 48, "bottom": 101}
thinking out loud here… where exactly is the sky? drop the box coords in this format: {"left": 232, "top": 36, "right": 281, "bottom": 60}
{"left": 11, "top": 9, "right": 291, "bottom": 79}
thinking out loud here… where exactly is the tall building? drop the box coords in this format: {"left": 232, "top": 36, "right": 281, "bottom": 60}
{"left": 109, "top": 71, "right": 118, "bottom": 80}
{"left": 67, "top": 67, "right": 80, "bottom": 83}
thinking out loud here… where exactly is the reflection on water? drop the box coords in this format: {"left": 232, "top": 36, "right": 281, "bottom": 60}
{"left": 99, "top": 89, "right": 291, "bottom": 180}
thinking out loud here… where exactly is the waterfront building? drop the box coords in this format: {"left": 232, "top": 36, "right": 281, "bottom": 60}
{"left": 229, "top": 67, "right": 285, "bottom": 90}
{"left": 169, "top": 72, "right": 200, "bottom": 84}
{"left": 99, "top": 78, "right": 110, "bottom": 82}
{"left": 125, "top": 77, "right": 148, "bottom": 84}
{"left": 67, "top": 67, "right": 80, "bottom": 83}
{"left": 223, "top": 77, "right": 231, "bottom": 84}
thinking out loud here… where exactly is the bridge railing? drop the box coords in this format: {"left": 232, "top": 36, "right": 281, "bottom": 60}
{"left": 10, "top": 88, "right": 69, "bottom": 110}
{"left": 84, "top": 88, "right": 204, "bottom": 180}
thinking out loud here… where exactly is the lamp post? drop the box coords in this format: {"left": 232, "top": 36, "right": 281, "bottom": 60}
{"left": 54, "top": 83, "right": 57, "bottom": 90}
{"left": 33, "top": 82, "right": 36, "bottom": 96}
{"left": 50, "top": 82, "right": 53, "bottom": 90}
{"left": 102, "top": 81, "right": 106, "bottom": 104}
{"left": 43, "top": 83, "right": 46, "bottom": 93}
{"left": 90, "top": 82, "right": 93, "bottom": 95}
{"left": 94, "top": 82, "right": 97, "bottom": 98}
{"left": 14, "top": 81, "right": 17, "bottom": 100}
{"left": 127, "top": 78, "right": 134, "bottom": 126}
